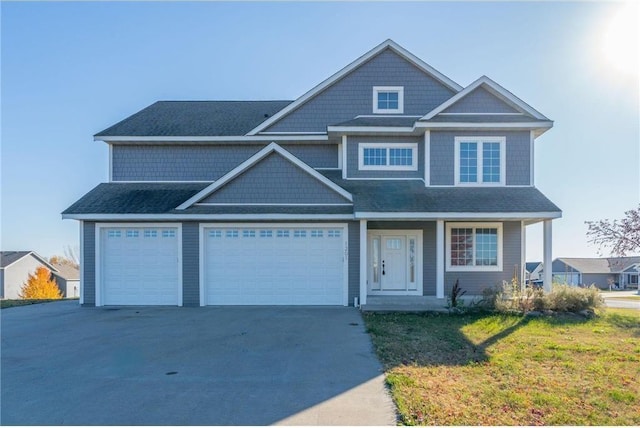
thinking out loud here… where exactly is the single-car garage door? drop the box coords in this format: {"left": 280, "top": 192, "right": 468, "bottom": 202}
{"left": 99, "top": 225, "right": 181, "bottom": 306}
{"left": 202, "top": 224, "right": 347, "bottom": 305}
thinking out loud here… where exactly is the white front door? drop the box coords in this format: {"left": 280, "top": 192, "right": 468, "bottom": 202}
{"left": 368, "top": 230, "right": 422, "bottom": 295}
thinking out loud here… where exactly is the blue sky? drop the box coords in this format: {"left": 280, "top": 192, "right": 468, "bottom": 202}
{"left": 1, "top": 1, "right": 638, "bottom": 261}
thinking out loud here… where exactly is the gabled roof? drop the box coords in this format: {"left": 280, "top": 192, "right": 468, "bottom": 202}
{"left": 525, "top": 262, "right": 542, "bottom": 273}
{"left": 0, "top": 251, "right": 58, "bottom": 271}
{"left": 247, "top": 39, "right": 463, "bottom": 135}
{"left": 555, "top": 257, "right": 640, "bottom": 274}
{"left": 94, "top": 101, "right": 292, "bottom": 138}
{"left": 421, "top": 76, "right": 550, "bottom": 121}
{"left": 177, "top": 143, "right": 353, "bottom": 209}
{"left": 51, "top": 263, "right": 80, "bottom": 281}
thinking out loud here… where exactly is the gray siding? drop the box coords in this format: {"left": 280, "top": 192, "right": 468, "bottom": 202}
{"left": 1, "top": 255, "right": 51, "bottom": 300}
{"left": 444, "top": 221, "right": 522, "bottom": 296}
{"left": 346, "top": 136, "right": 424, "bottom": 179}
{"left": 201, "top": 153, "right": 350, "bottom": 204}
{"left": 348, "top": 221, "right": 360, "bottom": 305}
{"left": 442, "top": 86, "right": 519, "bottom": 114}
{"left": 82, "top": 222, "right": 96, "bottom": 306}
{"left": 582, "top": 273, "right": 618, "bottom": 289}
{"left": 551, "top": 259, "right": 579, "bottom": 275}
{"left": 265, "top": 49, "right": 456, "bottom": 133}
{"left": 430, "top": 131, "right": 531, "bottom": 186}
{"left": 368, "top": 221, "right": 437, "bottom": 296}
{"left": 112, "top": 144, "right": 338, "bottom": 182}
{"left": 182, "top": 222, "right": 200, "bottom": 306}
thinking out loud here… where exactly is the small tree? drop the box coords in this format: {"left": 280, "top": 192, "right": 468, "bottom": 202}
{"left": 586, "top": 205, "right": 640, "bottom": 256}
{"left": 19, "top": 267, "right": 63, "bottom": 300}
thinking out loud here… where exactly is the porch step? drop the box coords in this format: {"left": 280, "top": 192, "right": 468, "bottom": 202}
{"left": 360, "top": 296, "right": 450, "bottom": 313}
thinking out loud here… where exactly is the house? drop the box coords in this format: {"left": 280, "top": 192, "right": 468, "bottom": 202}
{"left": 62, "top": 40, "right": 561, "bottom": 307}
{"left": 50, "top": 263, "right": 81, "bottom": 298}
{"left": 525, "top": 261, "right": 543, "bottom": 286}
{"left": 0, "top": 251, "right": 79, "bottom": 299}
{"left": 552, "top": 257, "right": 640, "bottom": 289}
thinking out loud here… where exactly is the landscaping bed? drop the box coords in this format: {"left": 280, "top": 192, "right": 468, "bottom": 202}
{"left": 364, "top": 308, "right": 640, "bottom": 425}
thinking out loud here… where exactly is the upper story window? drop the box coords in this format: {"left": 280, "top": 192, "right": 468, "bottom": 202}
{"left": 454, "top": 136, "right": 505, "bottom": 185}
{"left": 373, "top": 86, "right": 404, "bottom": 114}
{"left": 358, "top": 143, "right": 418, "bottom": 171}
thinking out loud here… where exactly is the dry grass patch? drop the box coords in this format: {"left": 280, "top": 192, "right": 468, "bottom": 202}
{"left": 364, "top": 309, "right": 640, "bottom": 425}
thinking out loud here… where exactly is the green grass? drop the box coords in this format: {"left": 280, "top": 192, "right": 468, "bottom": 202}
{"left": 0, "top": 299, "right": 64, "bottom": 309}
{"left": 363, "top": 309, "right": 640, "bottom": 426}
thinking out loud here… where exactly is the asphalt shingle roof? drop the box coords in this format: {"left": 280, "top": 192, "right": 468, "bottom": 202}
{"left": 63, "top": 178, "right": 561, "bottom": 216}
{"left": 332, "top": 117, "right": 419, "bottom": 128}
{"left": 321, "top": 171, "right": 561, "bottom": 213}
{"left": 0, "top": 251, "right": 32, "bottom": 268}
{"left": 50, "top": 263, "right": 80, "bottom": 281}
{"left": 423, "top": 114, "right": 546, "bottom": 123}
{"left": 557, "top": 257, "right": 640, "bottom": 274}
{"left": 95, "top": 101, "right": 293, "bottom": 137}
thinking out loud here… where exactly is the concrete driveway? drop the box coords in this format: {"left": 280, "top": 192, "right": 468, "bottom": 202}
{"left": 1, "top": 301, "right": 396, "bottom": 425}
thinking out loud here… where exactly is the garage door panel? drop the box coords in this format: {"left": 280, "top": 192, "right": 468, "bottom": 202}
{"left": 101, "top": 227, "right": 180, "bottom": 306}
{"left": 204, "top": 226, "right": 345, "bottom": 305}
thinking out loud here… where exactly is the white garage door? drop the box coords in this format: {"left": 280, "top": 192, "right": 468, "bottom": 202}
{"left": 100, "top": 226, "right": 180, "bottom": 306}
{"left": 203, "top": 224, "right": 346, "bottom": 305}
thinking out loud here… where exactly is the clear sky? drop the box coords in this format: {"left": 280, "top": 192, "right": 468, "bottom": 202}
{"left": 1, "top": 1, "right": 638, "bottom": 262}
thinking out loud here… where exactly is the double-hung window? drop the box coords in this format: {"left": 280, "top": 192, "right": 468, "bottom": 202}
{"left": 373, "top": 86, "right": 404, "bottom": 114}
{"left": 454, "top": 137, "right": 505, "bottom": 185}
{"left": 446, "top": 223, "right": 502, "bottom": 271}
{"left": 359, "top": 143, "right": 418, "bottom": 170}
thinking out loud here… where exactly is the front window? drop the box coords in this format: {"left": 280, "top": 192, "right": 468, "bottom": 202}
{"left": 359, "top": 143, "right": 417, "bottom": 171}
{"left": 447, "top": 223, "right": 502, "bottom": 271}
{"left": 373, "top": 86, "right": 404, "bottom": 113}
{"left": 455, "top": 137, "right": 505, "bottom": 185}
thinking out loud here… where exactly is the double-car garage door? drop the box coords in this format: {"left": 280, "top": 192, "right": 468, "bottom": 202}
{"left": 99, "top": 224, "right": 347, "bottom": 306}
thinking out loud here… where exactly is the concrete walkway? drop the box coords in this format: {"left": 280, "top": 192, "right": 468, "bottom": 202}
{"left": 1, "top": 301, "right": 396, "bottom": 425}
{"left": 601, "top": 290, "right": 640, "bottom": 310}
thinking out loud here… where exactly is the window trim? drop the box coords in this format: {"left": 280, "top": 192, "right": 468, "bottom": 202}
{"left": 358, "top": 142, "right": 418, "bottom": 171}
{"left": 454, "top": 136, "right": 506, "bottom": 186}
{"left": 373, "top": 86, "right": 404, "bottom": 114}
{"left": 446, "top": 222, "right": 503, "bottom": 272}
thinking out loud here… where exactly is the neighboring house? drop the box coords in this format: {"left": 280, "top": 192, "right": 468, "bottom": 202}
{"left": 525, "top": 261, "right": 543, "bottom": 286}
{"left": 62, "top": 39, "right": 561, "bottom": 307}
{"left": 50, "top": 263, "right": 81, "bottom": 298}
{"left": 0, "top": 251, "right": 78, "bottom": 299}
{"left": 552, "top": 257, "right": 640, "bottom": 289}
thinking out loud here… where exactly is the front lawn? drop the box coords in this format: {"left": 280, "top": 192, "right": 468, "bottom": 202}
{"left": 364, "top": 309, "right": 640, "bottom": 425}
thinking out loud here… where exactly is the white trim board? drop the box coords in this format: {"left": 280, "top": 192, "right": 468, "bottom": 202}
{"left": 176, "top": 142, "right": 353, "bottom": 210}
{"left": 247, "top": 39, "right": 462, "bottom": 135}
{"left": 97, "top": 135, "right": 329, "bottom": 143}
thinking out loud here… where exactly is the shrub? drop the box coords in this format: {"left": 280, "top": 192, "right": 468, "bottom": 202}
{"left": 545, "top": 283, "right": 604, "bottom": 312}
{"left": 19, "top": 267, "right": 63, "bottom": 300}
{"left": 484, "top": 280, "right": 603, "bottom": 314}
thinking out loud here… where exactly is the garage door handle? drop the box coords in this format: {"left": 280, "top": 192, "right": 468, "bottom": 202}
{"left": 382, "top": 260, "right": 385, "bottom": 275}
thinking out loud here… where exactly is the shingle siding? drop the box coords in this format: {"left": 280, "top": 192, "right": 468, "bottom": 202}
{"left": 82, "top": 222, "right": 96, "bottom": 306}
{"left": 443, "top": 221, "right": 522, "bottom": 296}
{"left": 112, "top": 144, "right": 338, "bottom": 182}
{"left": 201, "top": 153, "right": 350, "bottom": 204}
{"left": 265, "top": 49, "right": 456, "bottom": 133}
{"left": 442, "top": 86, "right": 520, "bottom": 114}
{"left": 346, "top": 136, "right": 424, "bottom": 179}
{"left": 430, "top": 130, "right": 531, "bottom": 186}
{"left": 182, "top": 222, "right": 200, "bottom": 306}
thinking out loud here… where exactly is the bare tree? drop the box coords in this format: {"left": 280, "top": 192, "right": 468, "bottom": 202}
{"left": 49, "top": 245, "right": 80, "bottom": 270}
{"left": 586, "top": 205, "right": 640, "bottom": 256}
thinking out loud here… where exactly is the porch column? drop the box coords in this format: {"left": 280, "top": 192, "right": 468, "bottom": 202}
{"left": 359, "top": 219, "right": 367, "bottom": 306}
{"left": 543, "top": 219, "right": 553, "bottom": 292}
{"left": 436, "top": 220, "right": 445, "bottom": 298}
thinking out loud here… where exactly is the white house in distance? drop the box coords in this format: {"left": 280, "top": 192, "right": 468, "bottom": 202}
{"left": 0, "top": 251, "right": 80, "bottom": 299}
